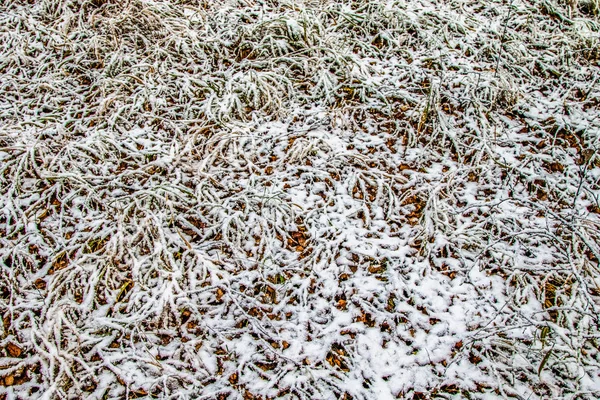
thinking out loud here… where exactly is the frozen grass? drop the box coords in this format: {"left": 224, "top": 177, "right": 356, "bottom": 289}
{"left": 0, "top": 0, "right": 599, "bottom": 398}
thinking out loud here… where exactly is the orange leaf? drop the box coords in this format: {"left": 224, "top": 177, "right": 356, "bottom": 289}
{"left": 6, "top": 343, "right": 22, "bottom": 358}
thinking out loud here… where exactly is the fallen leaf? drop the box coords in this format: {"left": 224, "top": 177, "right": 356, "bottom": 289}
{"left": 6, "top": 343, "right": 22, "bottom": 358}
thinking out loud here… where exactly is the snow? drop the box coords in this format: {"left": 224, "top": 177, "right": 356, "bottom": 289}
{"left": 1, "top": 0, "right": 600, "bottom": 399}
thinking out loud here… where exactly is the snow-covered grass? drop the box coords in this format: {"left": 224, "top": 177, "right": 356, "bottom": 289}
{"left": 1, "top": 0, "right": 599, "bottom": 398}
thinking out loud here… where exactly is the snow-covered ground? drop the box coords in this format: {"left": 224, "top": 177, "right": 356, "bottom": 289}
{"left": 1, "top": 0, "right": 599, "bottom": 398}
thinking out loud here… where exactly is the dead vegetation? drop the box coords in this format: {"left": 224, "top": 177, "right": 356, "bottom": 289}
{"left": 0, "top": 0, "right": 599, "bottom": 399}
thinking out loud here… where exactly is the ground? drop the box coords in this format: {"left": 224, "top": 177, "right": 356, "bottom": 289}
{"left": 1, "top": 0, "right": 600, "bottom": 399}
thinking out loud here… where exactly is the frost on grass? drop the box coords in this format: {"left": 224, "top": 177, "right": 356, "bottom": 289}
{"left": 1, "top": 0, "right": 600, "bottom": 398}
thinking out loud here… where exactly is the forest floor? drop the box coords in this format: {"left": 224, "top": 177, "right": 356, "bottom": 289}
{"left": 1, "top": 0, "right": 600, "bottom": 399}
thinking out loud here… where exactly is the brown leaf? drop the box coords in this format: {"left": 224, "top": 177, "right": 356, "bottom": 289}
{"left": 4, "top": 375, "right": 14, "bottom": 386}
{"left": 263, "top": 286, "right": 277, "bottom": 304}
{"left": 3, "top": 315, "right": 11, "bottom": 332}
{"left": 469, "top": 352, "right": 482, "bottom": 365}
{"left": 587, "top": 205, "right": 600, "bottom": 214}
{"left": 255, "top": 361, "right": 276, "bottom": 371}
{"left": 34, "top": 278, "right": 46, "bottom": 290}
{"left": 6, "top": 343, "right": 22, "bottom": 358}
{"left": 326, "top": 346, "right": 350, "bottom": 372}
{"left": 133, "top": 389, "right": 148, "bottom": 397}
{"left": 340, "top": 329, "right": 356, "bottom": 339}
{"left": 368, "top": 265, "right": 385, "bottom": 274}
{"left": 545, "top": 161, "right": 564, "bottom": 173}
